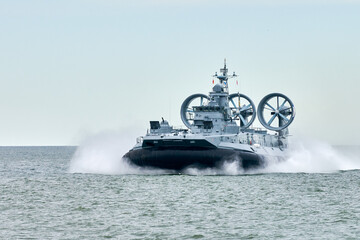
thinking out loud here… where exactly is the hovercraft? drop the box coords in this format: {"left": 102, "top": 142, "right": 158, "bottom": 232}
{"left": 124, "top": 60, "right": 295, "bottom": 171}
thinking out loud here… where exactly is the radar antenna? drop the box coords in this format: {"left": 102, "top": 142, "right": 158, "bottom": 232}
{"left": 213, "top": 58, "right": 237, "bottom": 93}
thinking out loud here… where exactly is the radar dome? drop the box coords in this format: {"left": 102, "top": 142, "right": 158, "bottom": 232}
{"left": 213, "top": 84, "right": 222, "bottom": 93}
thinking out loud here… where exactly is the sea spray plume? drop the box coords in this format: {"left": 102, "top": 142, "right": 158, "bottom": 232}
{"left": 262, "top": 137, "right": 360, "bottom": 173}
{"left": 69, "top": 131, "right": 173, "bottom": 175}
{"left": 69, "top": 132, "right": 135, "bottom": 174}
{"left": 69, "top": 132, "right": 360, "bottom": 175}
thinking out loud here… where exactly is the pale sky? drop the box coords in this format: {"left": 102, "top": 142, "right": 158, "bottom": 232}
{"left": 0, "top": 0, "right": 359, "bottom": 145}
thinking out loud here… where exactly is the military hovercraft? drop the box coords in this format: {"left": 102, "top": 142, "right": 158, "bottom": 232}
{"left": 124, "top": 60, "right": 295, "bottom": 171}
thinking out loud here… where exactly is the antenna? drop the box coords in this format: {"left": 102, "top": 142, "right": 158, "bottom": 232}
{"left": 220, "top": 58, "right": 228, "bottom": 76}
{"left": 212, "top": 59, "right": 238, "bottom": 93}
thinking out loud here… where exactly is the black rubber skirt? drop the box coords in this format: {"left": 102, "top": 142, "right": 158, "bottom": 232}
{"left": 123, "top": 147, "right": 265, "bottom": 171}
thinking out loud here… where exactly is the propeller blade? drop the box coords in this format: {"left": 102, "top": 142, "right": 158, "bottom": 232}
{"left": 230, "top": 98, "right": 237, "bottom": 108}
{"left": 280, "top": 99, "right": 287, "bottom": 109}
{"left": 240, "top": 104, "right": 251, "bottom": 112}
{"left": 268, "top": 114, "right": 277, "bottom": 125}
{"left": 239, "top": 115, "right": 248, "bottom": 125}
{"left": 279, "top": 113, "right": 289, "bottom": 122}
{"left": 265, "top": 103, "right": 276, "bottom": 111}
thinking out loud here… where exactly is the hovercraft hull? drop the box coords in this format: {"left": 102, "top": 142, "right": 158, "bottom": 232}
{"left": 124, "top": 147, "right": 266, "bottom": 171}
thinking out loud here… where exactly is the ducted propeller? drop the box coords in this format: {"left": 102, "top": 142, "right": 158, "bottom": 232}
{"left": 257, "top": 93, "right": 295, "bottom": 131}
{"left": 228, "top": 93, "right": 256, "bottom": 129}
{"left": 180, "top": 94, "right": 210, "bottom": 128}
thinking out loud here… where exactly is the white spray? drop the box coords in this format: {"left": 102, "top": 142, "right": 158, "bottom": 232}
{"left": 69, "top": 131, "right": 172, "bottom": 175}
{"left": 69, "top": 132, "right": 360, "bottom": 175}
{"left": 184, "top": 156, "right": 245, "bottom": 175}
{"left": 262, "top": 137, "right": 360, "bottom": 173}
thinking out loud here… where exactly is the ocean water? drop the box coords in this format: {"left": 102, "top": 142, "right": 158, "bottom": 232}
{"left": 1, "top": 143, "right": 360, "bottom": 239}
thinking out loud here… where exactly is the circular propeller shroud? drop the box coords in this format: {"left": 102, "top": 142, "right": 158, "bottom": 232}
{"left": 228, "top": 93, "right": 256, "bottom": 129}
{"left": 180, "top": 94, "right": 210, "bottom": 128}
{"left": 257, "top": 93, "right": 295, "bottom": 131}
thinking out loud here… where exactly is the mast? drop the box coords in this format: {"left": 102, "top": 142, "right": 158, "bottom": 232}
{"left": 213, "top": 58, "right": 237, "bottom": 93}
